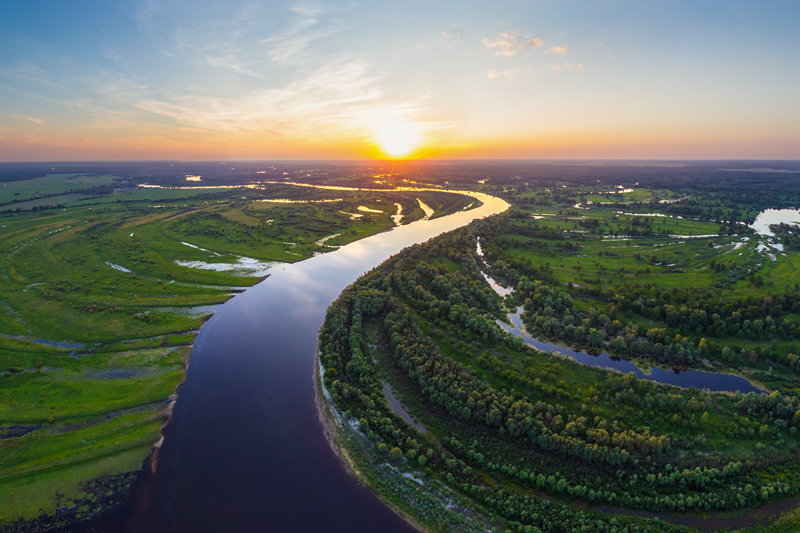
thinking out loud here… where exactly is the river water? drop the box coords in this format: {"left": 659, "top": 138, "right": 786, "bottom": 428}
{"left": 83, "top": 192, "right": 508, "bottom": 533}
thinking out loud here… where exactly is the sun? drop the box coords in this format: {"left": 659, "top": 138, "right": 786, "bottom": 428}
{"left": 374, "top": 123, "right": 422, "bottom": 159}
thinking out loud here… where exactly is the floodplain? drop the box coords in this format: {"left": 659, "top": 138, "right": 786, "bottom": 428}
{"left": 0, "top": 172, "right": 475, "bottom": 525}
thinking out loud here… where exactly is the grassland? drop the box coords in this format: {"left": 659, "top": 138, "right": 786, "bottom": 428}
{"left": 0, "top": 173, "right": 477, "bottom": 525}
{"left": 479, "top": 185, "right": 800, "bottom": 375}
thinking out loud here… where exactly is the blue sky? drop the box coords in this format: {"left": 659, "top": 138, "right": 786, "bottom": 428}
{"left": 1, "top": 0, "right": 799, "bottom": 160}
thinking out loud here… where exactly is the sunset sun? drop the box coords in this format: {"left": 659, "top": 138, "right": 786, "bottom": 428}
{"left": 374, "top": 123, "right": 422, "bottom": 159}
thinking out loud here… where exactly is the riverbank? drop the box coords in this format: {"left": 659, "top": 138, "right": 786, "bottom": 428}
{"left": 315, "top": 358, "right": 424, "bottom": 533}
{"left": 315, "top": 353, "right": 503, "bottom": 533}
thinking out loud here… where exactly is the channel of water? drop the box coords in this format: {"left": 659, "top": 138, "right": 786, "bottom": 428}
{"left": 81, "top": 190, "right": 508, "bottom": 533}
{"left": 476, "top": 239, "right": 764, "bottom": 394}
{"left": 497, "top": 307, "right": 764, "bottom": 394}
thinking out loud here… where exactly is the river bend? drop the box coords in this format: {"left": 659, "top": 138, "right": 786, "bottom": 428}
{"left": 85, "top": 191, "right": 508, "bottom": 533}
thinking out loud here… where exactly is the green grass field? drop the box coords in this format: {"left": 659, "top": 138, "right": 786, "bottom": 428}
{"left": 0, "top": 174, "right": 478, "bottom": 523}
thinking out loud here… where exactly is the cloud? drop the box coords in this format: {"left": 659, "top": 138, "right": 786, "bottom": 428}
{"left": 0, "top": 2, "right": 449, "bottom": 150}
{"left": 487, "top": 67, "right": 524, "bottom": 79}
{"left": 13, "top": 115, "right": 44, "bottom": 125}
{"left": 440, "top": 24, "right": 463, "bottom": 38}
{"left": 544, "top": 45, "right": 569, "bottom": 55}
{"left": 103, "top": 47, "right": 121, "bottom": 61}
{"left": 265, "top": 5, "right": 348, "bottom": 65}
{"left": 550, "top": 62, "right": 582, "bottom": 71}
{"left": 105, "top": 54, "right": 443, "bottom": 143}
{"left": 482, "top": 30, "right": 542, "bottom": 57}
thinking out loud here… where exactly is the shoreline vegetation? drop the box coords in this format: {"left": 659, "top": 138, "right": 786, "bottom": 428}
{"left": 315, "top": 353, "right": 504, "bottom": 533}
{"left": 317, "top": 174, "right": 800, "bottom": 533}
{"left": 0, "top": 172, "right": 478, "bottom": 529}
{"left": 315, "top": 358, "right": 428, "bottom": 533}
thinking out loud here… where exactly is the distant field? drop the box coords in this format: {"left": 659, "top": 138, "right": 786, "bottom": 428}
{"left": 0, "top": 174, "right": 117, "bottom": 205}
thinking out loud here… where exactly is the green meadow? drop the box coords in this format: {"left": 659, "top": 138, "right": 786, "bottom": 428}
{"left": 0, "top": 175, "right": 476, "bottom": 523}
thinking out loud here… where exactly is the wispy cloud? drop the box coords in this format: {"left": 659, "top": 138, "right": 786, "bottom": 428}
{"left": 544, "top": 45, "right": 569, "bottom": 56}
{"left": 1, "top": 2, "right": 448, "bottom": 150}
{"left": 440, "top": 23, "right": 463, "bottom": 38}
{"left": 487, "top": 66, "right": 526, "bottom": 79}
{"left": 103, "top": 47, "right": 121, "bottom": 61}
{"left": 550, "top": 62, "right": 582, "bottom": 71}
{"left": 482, "top": 30, "right": 542, "bottom": 57}
{"left": 171, "top": 5, "right": 266, "bottom": 76}
{"left": 97, "top": 55, "right": 441, "bottom": 143}
{"left": 0, "top": 60, "right": 49, "bottom": 82}
{"left": 12, "top": 114, "right": 44, "bottom": 125}
{"left": 265, "top": 6, "right": 347, "bottom": 65}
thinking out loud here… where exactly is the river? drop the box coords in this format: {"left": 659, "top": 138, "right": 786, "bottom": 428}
{"left": 81, "top": 191, "right": 508, "bottom": 533}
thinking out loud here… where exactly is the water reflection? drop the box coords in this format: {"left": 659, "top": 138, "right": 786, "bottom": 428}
{"left": 750, "top": 209, "right": 800, "bottom": 236}
{"left": 90, "top": 190, "right": 508, "bottom": 533}
{"left": 498, "top": 306, "right": 763, "bottom": 394}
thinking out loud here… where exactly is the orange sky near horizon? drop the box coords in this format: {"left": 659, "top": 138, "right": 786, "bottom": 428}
{"left": 2, "top": 124, "right": 797, "bottom": 162}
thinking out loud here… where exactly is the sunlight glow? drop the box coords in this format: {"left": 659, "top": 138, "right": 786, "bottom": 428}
{"left": 373, "top": 123, "right": 422, "bottom": 158}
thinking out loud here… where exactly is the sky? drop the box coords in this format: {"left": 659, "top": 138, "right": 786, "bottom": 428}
{"left": 1, "top": 0, "right": 799, "bottom": 161}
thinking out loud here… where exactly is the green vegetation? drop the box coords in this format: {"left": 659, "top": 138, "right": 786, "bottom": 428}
{"left": 0, "top": 173, "right": 477, "bottom": 525}
{"left": 318, "top": 182, "right": 800, "bottom": 533}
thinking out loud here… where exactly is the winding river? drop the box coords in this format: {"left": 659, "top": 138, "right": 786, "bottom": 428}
{"left": 83, "top": 191, "right": 509, "bottom": 533}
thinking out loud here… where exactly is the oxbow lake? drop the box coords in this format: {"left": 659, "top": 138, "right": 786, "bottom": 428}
{"left": 496, "top": 306, "right": 763, "bottom": 394}
{"left": 477, "top": 239, "right": 763, "bottom": 395}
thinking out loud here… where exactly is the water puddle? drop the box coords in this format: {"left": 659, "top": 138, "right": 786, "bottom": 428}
{"left": 105, "top": 261, "right": 132, "bottom": 273}
{"left": 382, "top": 383, "right": 428, "bottom": 434}
{"left": 0, "top": 333, "right": 84, "bottom": 350}
{"left": 175, "top": 256, "right": 276, "bottom": 276}
{"left": 476, "top": 238, "right": 514, "bottom": 296}
{"left": 260, "top": 198, "right": 344, "bottom": 204}
{"left": 392, "top": 203, "right": 403, "bottom": 226}
{"left": 417, "top": 199, "right": 434, "bottom": 220}
{"left": 153, "top": 304, "right": 222, "bottom": 317}
{"left": 181, "top": 241, "right": 222, "bottom": 256}
{"left": 315, "top": 234, "right": 342, "bottom": 247}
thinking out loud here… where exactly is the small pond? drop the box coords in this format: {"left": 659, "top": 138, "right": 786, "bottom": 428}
{"left": 750, "top": 209, "right": 800, "bottom": 236}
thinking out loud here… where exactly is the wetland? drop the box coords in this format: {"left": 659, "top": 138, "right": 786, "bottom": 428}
{"left": 3, "top": 161, "right": 800, "bottom": 533}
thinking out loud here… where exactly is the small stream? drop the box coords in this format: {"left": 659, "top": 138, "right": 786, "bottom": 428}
{"left": 497, "top": 307, "right": 763, "bottom": 394}
{"left": 477, "top": 239, "right": 763, "bottom": 394}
